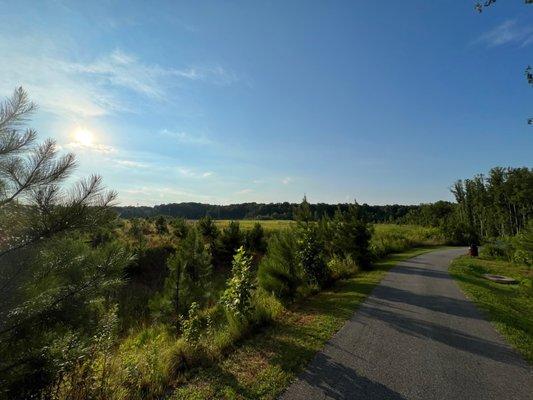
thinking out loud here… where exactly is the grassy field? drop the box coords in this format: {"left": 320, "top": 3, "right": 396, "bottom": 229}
{"left": 212, "top": 220, "right": 443, "bottom": 241}
{"left": 212, "top": 219, "right": 295, "bottom": 232}
{"left": 172, "top": 247, "right": 441, "bottom": 399}
{"left": 449, "top": 256, "right": 533, "bottom": 363}
{"left": 371, "top": 224, "right": 445, "bottom": 257}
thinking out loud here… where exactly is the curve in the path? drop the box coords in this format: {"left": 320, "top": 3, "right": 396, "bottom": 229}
{"left": 280, "top": 248, "right": 533, "bottom": 400}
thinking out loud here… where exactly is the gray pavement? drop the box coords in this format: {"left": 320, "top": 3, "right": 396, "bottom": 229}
{"left": 280, "top": 248, "right": 533, "bottom": 400}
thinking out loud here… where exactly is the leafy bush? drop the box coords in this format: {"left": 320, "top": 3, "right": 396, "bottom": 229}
{"left": 327, "top": 256, "right": 359, "bottom": 280}
{"left": 297, "top": 225, "right": 328, "bottom": 287}
{"left": 480, "top": 223, "right": 533, "bottom": 267}
{"left": 181, "top": 302, "right": 202, "bottom": 345}
{"left": 329, "top": 206, "right": 373, "bottom": 269}
{"left": 258, "top": 231, "right": 302, "bottom": 301}
{"left": 480, "top": 239, "right": 514, "bottom": 261}
{"left": 220, "top": 247, "right": 255, "bottom": 318}
{"left": 51, "top": 305, "right": 120, "bottom": 399}
{"left": 513, "top": 221, "right": 533, "bottom": 267}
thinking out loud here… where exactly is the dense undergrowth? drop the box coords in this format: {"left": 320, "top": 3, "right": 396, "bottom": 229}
{"left": 44, "top": 208, "right": 447, "bottom": 400}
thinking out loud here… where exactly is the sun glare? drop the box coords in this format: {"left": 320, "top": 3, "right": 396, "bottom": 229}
{"left": 74, "top": 128, "right": 94, "bottom": 146}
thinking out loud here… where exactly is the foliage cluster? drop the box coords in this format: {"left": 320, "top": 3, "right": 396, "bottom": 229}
{"left": 0, "top": 88, "right": 131, "bottom": 399}
{"left": 402, "top": 167, "right": 532, "bottom": 245}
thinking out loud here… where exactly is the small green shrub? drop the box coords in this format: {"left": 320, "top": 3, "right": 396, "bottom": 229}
{"left": 258, "top": 231, "right": 302, "bottom": 301}
{"left": 513, "top": 221, "right": 533, "bottom": 267}
{"left": 181, "top": 302, "right": 202, "bottom": 345}
{"left": 297, "top": 226, "right": 328, "bottom": 287}
{"left": 327, "top": 256, "right": 359, "bottom": 280}
{"left": 220, "top": 246, "right": 255, "bottom": 318}
{"left": 329, "top": 205, "right": 373, "bottom": 269}
{"left": 480, "top": 239, "right": 513, "bottom": 261}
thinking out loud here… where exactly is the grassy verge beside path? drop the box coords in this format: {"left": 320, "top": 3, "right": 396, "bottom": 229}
{"left": 449, "top": 256, "right": 533, "bottom": 364}
{"left": 172, "top": 247, "right": 442, "bottom": 399}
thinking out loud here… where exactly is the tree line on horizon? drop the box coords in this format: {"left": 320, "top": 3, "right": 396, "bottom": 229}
{"left": 115, "top": 202, "right": 421, "bottom": 222}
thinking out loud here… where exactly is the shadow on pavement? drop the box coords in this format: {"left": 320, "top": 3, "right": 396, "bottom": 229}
{"left": 358, "top": 304, "right": 528, "bottom": 368}
{"left": 370, "top": 284, "right": 483, "bottom": 320}
{"left": 291, "top": 352, "right": 408, "bottom": 400}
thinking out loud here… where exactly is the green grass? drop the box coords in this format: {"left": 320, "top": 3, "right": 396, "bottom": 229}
{"left": 212, "top": 220, "right": 445, "bottom": 241}
{"left": 449, "top": 256, "right": 533, "bottom": 363}
{"left": 171, "top": 247, "right": 441, "bottom": 399}
{"left": 213, "top": 220, "right": 295, "bottom": 232}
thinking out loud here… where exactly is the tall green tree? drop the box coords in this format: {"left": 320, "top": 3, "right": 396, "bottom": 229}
{"left": 0, "top": 88, "right": 128, "bottom": 398}
{"left": 294, "top": 197, "right": 328, "bottom": 286}
{"left": 452, "top": 167, "right": 533, "bottom": 241}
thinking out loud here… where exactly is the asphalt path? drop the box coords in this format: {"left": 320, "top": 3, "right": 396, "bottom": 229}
{"left": 280, "top": 248, "right": 533, "bottom": 400}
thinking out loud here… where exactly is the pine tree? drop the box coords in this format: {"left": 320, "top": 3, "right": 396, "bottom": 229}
{"left": 0, "top": 88, "right": 128, "bottom": 398}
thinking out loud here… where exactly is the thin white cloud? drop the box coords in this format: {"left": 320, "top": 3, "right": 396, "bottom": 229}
{"left": 475, "top": 20, "right": 533, "bottom": 47}
{"left": 0, "top": 36, "right": 239, "bottom": 119}
{"left": 65, "top": 141, "right": 116, "bottom": 154}
{"left": 63, "top": 49, "right": 184, "bottom": 100}
{"left": 178, "top": 167, "right": 195, "bottom": 177}
{"left": 282, "top": 177, "right": 293, "bottom": 185}
{"left": 237, "top": 188, "right": 253, "bottom": 194}
{"left": 114, "top": 159, "right": 148, "bottom": 168}
{"left": 160, "top": 129, "right": 212, "bottom": 145}
{"left": 177, "top": 167, "right": 213, "bottom": 179}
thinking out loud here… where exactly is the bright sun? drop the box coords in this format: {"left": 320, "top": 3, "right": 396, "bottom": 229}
{"left": 74, "top": 128, "right": 94, "bottom": 146}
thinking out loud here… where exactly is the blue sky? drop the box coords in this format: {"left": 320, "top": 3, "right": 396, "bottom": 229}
{"left": 0, "top": 1, "right": 531, "bottom": 206}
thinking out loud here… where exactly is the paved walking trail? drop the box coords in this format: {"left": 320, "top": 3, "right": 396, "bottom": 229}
{"left": 280, "top": 248, "right": 533, "bottom": 400}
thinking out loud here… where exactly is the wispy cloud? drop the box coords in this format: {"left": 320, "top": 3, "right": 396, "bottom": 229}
{"left": 177, "top": 167, "right": 213, "bottom": 179}
{"left": 114, "top": 159, "right": 148, "bottom": 168}
{"left": 237, "top": 188, "right": 253, "bottom": 194}
{"left": 160, "top": 129, "right": 212, "bottom": 145}
{"left": 0, "top": 36, "right": 239, "bottom": 119}
{"left": 475, "top": 20, "right": 533, "bottom": 47}
{"left": 65, "top": 141, "right": 116, "bottom": 154}
{"left": 62, "top": 49, "right": 183, "bottom": 100}
{"left": 282, "top": 177, "right": 293, "bottom": 185}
